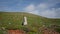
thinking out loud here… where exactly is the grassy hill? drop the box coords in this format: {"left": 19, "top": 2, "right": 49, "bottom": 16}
{"left": 0, "top": 12, "right": 60, "bottom": 34}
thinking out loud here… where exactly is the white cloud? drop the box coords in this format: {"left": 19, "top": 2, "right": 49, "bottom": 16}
{"left": 24, "top": 3, "right": 60, "bottom": 18}
{"left": 56, "top": 8, "right": 60, "bottom": 11}
{"left": 37, "top": 3, "right": 49, "bottom": 9}
{"left": 39, "top": 9, "right": 56, "bottom": 18}
{"left": 25, "top": 4, "right": 35, "bottom": 11}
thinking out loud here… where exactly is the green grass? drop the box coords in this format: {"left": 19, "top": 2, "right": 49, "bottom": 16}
{"left": 0, "top": 12, "right": 60, "bottom": 34}
{"left": 0, "top": 30, "right": 3, "bottom": 34}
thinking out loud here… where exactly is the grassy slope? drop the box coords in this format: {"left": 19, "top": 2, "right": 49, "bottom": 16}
{"left": 0, "top": 12, "right": 60, "bottom": 34}
{"left": 0, "top": 12, "right": 43, "bottom": 28}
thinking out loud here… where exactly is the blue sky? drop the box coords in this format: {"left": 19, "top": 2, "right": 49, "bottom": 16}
{"left": 0, "top": 0, "right": 60, "bottom": 18}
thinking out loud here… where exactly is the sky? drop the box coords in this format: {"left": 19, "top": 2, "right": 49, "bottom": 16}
{"left": 0, "top": 0, "right": 60, "bottom": 18}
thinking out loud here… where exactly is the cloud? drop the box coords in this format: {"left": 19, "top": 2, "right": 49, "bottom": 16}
{"left": 55, "top": 8, "right": 60, "bottom": 18}
{"left": 37, "top": 3, "right": 49, "bottom": 9}
{"left": 24, "top": 0, "right": 60, "bottom": 18}
{"left": 39, "top": 8, "right": 56, "bottom": 18}
{"left": 25, "top": 4, "right": 35, "bottom": 11}
{"left": 24, "top": 4, "right": 39, "bottom": 15}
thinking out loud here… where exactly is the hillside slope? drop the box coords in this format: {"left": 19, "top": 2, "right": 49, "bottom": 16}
{"left": 0, "top": 12, "right": 60, "bottom": 34}
{"left": 0, "top": 12, "right": 43, "bottom": 29}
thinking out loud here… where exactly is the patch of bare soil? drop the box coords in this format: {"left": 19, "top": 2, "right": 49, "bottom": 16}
{"left": 42, "top": 28, "right": 60, "bottom": 34}
{"left": 8, "top": 30, "right": 26, "bottom": 34}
